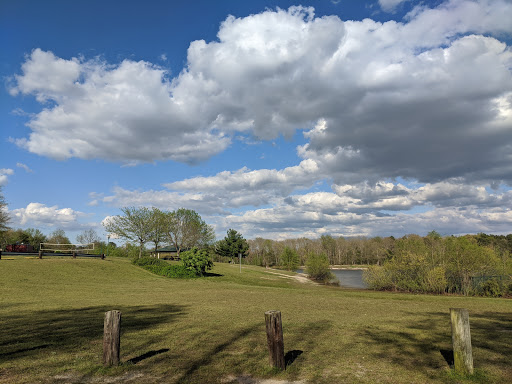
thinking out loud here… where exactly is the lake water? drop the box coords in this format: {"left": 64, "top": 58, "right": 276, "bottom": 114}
{"left": 297, "top": 269, "right": 367, "bottom": 289}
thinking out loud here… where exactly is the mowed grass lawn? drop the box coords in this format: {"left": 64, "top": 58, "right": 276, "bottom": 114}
{"left": 0, "top": 257, "right": 510, "bottom": 384}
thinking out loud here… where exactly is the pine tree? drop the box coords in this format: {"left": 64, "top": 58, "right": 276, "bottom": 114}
{"left": 216, "top": 229, "right": 249, "bottom": 261}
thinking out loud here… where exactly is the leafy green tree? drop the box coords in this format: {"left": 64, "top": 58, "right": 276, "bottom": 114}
{"left": 181, "top": 247, "right": 213, "bottom": 276}
{"left": 103, "top": 207, "right": 153, "bottom": 258}
{"left": 444, "top": 236, "right": 500, "bottom": 295}
{"left": 164, "top": 208, "right": 215, "bottom": 257}
{"left": 321, "top": 235, "right": 336, "bottom": 263}
{"left": 149, "top": 207, "right": 167, "bottom": 253}
{"left": 0, "top": 187, "right": 9, "bottom": 233}
{"left": 215, "top": 229, "right": 249, "bottom": 262}
{"left": 24, "top": 228, "right": 47, "bottom": 251}
{"left": 305, "top": 252, "right": 334, "bottom": 282}
{"left": 280, "top": 246, "right": 300, "bottom": 271}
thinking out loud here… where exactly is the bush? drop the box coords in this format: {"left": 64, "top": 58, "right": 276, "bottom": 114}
{"left": 280, "top": 247, "right": 300, "bottom": 271}
{"left": 181, "top": 247, "right": 214, "bottom": 276}
{"left": 422, "top": 266, "right": 447, "bottom": 294}
{"left": 132, "top": 257, "right": 197, "bottom": 278}
{"left": 479, "top": 278, "right": 502, "bottom": 297}
{"left": 363, "top": 265, "right": 393, "bottom": 290}
{"left": 305, "top": 253, "right": 333, "bottom": 282}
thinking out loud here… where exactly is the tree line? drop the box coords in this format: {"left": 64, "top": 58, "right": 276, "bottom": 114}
{"left": 246, "top": 231, "right": 512, "bottom": 296}
{"left": 104, "top": 207, "right": 215, "bottom": 258}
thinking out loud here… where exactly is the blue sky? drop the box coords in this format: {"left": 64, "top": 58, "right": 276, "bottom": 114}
{"left": 1, "top": 0, "right": 512, "bottom": 243}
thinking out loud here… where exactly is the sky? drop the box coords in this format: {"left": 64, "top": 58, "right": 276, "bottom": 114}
{"left": 1, "top": 0, "right": 512, "bottom": 243}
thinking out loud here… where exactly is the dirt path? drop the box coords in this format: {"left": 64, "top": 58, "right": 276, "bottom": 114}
{"left": 264, "top": 269, "right": 317, "bottom": 285}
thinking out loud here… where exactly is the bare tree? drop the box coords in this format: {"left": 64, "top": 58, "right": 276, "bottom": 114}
{"left": 103, "top": 207, "right": 153, "bottom": 258}
{"left": 76, "top": 228, "right": 101, "bottom": 245}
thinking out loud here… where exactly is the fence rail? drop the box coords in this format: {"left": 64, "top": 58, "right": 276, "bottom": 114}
{"left": 0, "top": 251, "right": 105, "bottom": 259}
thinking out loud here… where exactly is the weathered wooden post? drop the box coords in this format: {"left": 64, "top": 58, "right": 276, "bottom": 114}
{"left": 265, "top": 310, "right": 285, "bottom": 370}
{"left": 38, "top": 250, "right": 42, "bottom": 259}
{"left": 72, "top": 251, "right": 76, "bottom": 259}
{"left": 450, "top": 308, "right": 473, "bottom": 375}
{"left": 103, "top": 310, "right": 122, "bottom": 366}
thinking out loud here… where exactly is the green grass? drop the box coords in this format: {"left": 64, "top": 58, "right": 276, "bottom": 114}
{"left": 0, "top": 257, "right": 511, "bottom": 384}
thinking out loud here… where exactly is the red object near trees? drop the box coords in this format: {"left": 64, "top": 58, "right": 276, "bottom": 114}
{"left": 5, "top": 244, "right": 34, "bottom": 253}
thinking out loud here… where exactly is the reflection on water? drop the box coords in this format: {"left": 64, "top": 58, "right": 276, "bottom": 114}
{"left": 297, "top": 268, "right": 367, "bottom": 289}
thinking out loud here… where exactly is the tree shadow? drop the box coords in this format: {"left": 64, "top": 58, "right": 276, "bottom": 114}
{"left": 176, "top": 324, "right": 260, "bottom": 384}
{"left": 0, "top": 304, "right": 187, "bottom": 364}
{"left": 203, "top": 272, "right": 223, "bottom": 277}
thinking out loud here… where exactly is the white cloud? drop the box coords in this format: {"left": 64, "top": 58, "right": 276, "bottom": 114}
{"left": 10, "top": 49, "right": 230, "bottom": 164}
{"left": 10, "top": 2, "right": 512, "bottom": 185}
{"left": 95, "top": 161, "right": 512, "bottom": 239}
{"left": 16, "top": 163, "right": 33, "bottom": 173}
{"left": 9, "top": 202, "right": 89, "bottom": 230}
{"left": 10, "top": 1, "right": 512, "bottom": 239}
{"left": 0, "top": 168, "right": 14, "bottom": 186}
{"left": 378, "top": 0, "right": 409, "bottom": 13}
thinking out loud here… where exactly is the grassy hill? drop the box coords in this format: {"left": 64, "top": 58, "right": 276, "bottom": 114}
{"left": 0, "top": 256, "right": 510, "bottom": 383}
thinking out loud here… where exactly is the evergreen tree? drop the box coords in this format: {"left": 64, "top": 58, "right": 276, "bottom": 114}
{"left": 216, "top": 229, "right": 249, "bottom": 262}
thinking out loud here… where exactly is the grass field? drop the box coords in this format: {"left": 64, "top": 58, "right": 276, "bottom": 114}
{"left": 0, "top": 257, "right": 511, "bottom": 384}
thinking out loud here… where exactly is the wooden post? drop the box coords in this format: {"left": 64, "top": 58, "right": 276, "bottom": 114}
{"left": 72, "top": 251, "right": 76, "bottom": 259}
{"left": 38, "top": 250, "right": 42, "bottom": 259}
{"left": 103, "top": 310, "right": 122, "bottom": 366}
{"left": 265, "top": 310, "right": 285, "bottom": 370}
{"left": 450, "top": 308, "right": 473, "bottom": 375}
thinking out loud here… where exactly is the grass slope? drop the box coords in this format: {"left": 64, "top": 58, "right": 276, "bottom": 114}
{"left": 0, "top": 257, "right": 510, "bottom": 384}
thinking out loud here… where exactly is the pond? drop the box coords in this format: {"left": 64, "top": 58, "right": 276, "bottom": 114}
{"left": 297, "top": 268, "right": 368, "bottom": 289}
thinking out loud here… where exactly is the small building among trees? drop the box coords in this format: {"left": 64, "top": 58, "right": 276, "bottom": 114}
{"left": 152, "top": 246, "right": 181, "bottom": 260}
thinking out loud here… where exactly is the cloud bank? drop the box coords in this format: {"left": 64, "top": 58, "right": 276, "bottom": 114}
{"left": 9, "top": 0, "right": 512, "bottom": 238}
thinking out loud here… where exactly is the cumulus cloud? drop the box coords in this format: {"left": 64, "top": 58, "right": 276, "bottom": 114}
{"left": 95, "top": 160, "right": 512, "bottom": 239}
{"left": 10, "top": 2, "right": 512, "bottom": 184}
{"left": 10, "top": 49, "right": 230, "bottom": 164}
{"left": 0, "top": 168, "right": 14, "bottom": 186}
{"left": 9, "top": 202, "right": 89, "bottom": 230}
{"left": 10, "top": 1, "right": 512, "bottom": 238}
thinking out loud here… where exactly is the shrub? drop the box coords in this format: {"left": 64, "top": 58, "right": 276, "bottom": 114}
{"left": 423, "top": 266, "right": 447, "bottom": 294}
{"left": 181, "top": 247, "right": 214, "bottom": 276}
{"left": 363, "top": 265, "right": 393, "bottom": 290}
{"left": 132, "top": 257, "right": 197, "bottom": 278}
{"left": 305, "top": 252, "right": 333, "bottom": 282}
{"left": 280, "top": 247, "right": 300, "bottom": 271}
{"left": 479, "top": 278, "right": 502, "bottom": 297}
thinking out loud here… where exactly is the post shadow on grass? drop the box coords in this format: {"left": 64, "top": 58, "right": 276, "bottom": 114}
{"left": 355, "top": 310, "right": 511, "bottom": 377}
{"left": 285, "top": 350, "right": 303, "bottom": 367}
{"left": 0, "top": 344, "right": 51, "bottom": 358}
{"left": 440, "top": 349, "right": 454, "bottom": 367}
{"left": 127, "top": 348, "right": 170, "bottom": 364}
{"left": 0, "top": 304, "right": 187, "bottom": 364}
